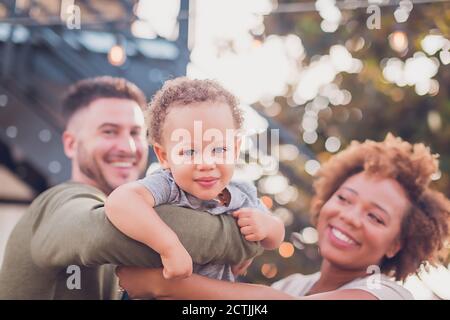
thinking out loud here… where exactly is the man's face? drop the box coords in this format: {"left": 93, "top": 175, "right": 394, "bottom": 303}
{"left": 63, "top": 98, "right": 148, "bottom": 194}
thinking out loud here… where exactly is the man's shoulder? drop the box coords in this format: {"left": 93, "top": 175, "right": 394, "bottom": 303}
{"left": 40, "top": 181, "right": 102, "bottom": 196}
{"left": 32, "top": 181, "right": 105, "bottom": 208}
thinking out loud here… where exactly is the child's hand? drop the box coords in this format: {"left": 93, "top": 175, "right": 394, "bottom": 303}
{"left": 232, "top": 208, "right": 271, "bottom": 242}
{"left": 160, "top": 244, "right": 193, "bottom": 280}
{"left": 231, "top": 258, "right": 254, "bottom": 276}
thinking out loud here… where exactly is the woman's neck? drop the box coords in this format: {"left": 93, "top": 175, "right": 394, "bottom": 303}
{"left": 307, "top": 260, "right": 368, "bottom": 295}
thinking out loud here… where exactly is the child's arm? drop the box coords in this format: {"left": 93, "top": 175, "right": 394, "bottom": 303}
{"left": 105, "top": 181, "right": 192, "bottom": 279}
{"left": 232, "top": 208, "right": 285, "bottom": 250}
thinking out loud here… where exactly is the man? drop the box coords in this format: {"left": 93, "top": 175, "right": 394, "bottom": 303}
{"left": 0, "top": 76, "right": 262, "bottom": 299}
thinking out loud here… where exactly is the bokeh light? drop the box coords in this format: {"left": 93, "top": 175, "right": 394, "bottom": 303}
{"left": 107, "top": 44, "right": 126, "bottom": 66}
{"left": 279, "top": 242, "right": 295, "bottom": 258}
{"left": 261, "top": 263, "right": 278, "bottom": 279}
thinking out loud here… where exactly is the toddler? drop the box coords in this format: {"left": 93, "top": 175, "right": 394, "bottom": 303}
{"left": 105, "top": 77, "right": 285, "bottom": 282}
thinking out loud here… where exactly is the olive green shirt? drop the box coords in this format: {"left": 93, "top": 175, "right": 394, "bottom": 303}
{"left": 0, "top": 182, "right": 262, "bottom": 300}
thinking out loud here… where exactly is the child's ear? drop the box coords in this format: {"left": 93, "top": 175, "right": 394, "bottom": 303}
{"left": 153, "top": 143, "right": 170, "bottom": 169}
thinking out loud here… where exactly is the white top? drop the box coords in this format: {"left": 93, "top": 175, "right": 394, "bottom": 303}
{"left": 271, "top": 272, "right": 414, "bottom": 300}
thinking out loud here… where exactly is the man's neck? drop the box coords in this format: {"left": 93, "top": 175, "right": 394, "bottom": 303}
{"left": 71, "top": 173, "right": 110, "bottom": 196}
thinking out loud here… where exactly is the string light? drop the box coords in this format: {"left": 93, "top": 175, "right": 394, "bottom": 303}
{"left": 1, "top": 0, "right": 449, "bottom": 27}
{"left": 108, "top": 44, "right": 126, "bottom": 66}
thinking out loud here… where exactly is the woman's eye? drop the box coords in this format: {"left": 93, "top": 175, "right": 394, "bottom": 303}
{"left": 337, "top": 194, "right": 348, "bottom": 202}
{"left": 368, "top": 213, "right": 385, "bottom": 225}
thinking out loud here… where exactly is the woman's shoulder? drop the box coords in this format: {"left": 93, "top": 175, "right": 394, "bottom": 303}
{"left": 271, "top": 272, "right": 413, "bottom": 300}
{"left": 271, "top": 272, "right": 321, "bottom": 297}
{"left": 340, "top": 274, "right": 414, "bottom": 300}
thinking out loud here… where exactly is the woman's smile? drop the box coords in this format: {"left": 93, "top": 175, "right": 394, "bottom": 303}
{"left": 327, "top": 225, "right": 361, "bottom": 249}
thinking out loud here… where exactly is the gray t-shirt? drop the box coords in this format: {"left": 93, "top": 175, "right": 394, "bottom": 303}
{"left": 138, "top": 168, "right": 269, "bottom": 281}
{"left": 271, "top": 272, "right": 414, "bottom": 300}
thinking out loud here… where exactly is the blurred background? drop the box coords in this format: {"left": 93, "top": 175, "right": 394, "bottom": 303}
{"left": 0, "top": 0, "right": 449, "bottom": 299}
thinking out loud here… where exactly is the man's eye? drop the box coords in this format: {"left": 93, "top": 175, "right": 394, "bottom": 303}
{"left": 103, "top": 130, "right": 116, "bottom": 136}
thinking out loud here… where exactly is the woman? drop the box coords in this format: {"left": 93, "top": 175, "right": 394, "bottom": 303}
{"left": 116, "top": 134, "right": 450, "bottom": 300}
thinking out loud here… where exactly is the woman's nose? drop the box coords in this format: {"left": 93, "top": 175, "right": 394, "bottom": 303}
{"left": 338, "top": 206, "right": 363, "bottom": 229}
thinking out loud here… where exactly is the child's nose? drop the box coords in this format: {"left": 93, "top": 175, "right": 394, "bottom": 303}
{"left": 196, "top": 157, "right": 216, "bottom": 170}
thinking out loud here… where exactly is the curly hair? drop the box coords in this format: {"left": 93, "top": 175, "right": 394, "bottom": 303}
{"left": 62, "top": 76, "right": 147, "bottom": 126}
{"left": 147, "top": 77, "right": 243, "bottom": 144}
{"left": 310, "top": 133, "right": 450, "bottom": 281}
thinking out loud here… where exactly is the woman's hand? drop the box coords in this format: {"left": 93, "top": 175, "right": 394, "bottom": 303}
{"left": 116, "top": 266, "right": 295, "bottom": 300}
{"left": 116, "top": 267, "right": 170, "bottom": 299}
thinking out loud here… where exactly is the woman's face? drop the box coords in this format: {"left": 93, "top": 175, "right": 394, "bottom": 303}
{"left": 316, "top": 171, "right": 410, "bottom": 273}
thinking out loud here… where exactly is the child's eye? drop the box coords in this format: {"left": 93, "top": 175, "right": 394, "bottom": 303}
{"left": 212, "top": 147, "right": 227, "bottom": 154}
{"left": 181, "top": 149, "right": 197, "bottom": 157}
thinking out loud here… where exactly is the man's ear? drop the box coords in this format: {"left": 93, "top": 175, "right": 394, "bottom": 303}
{"left": 153, "top": 143, "right": 170, "bottom": 169}
{"left": 386, "top": 239, "right": 401, "bottom": 259}
{"left": 62, "top": 131, "right": 76, "bottom": 159}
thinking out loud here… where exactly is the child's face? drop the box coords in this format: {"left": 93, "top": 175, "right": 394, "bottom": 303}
{"left": 154, "top": 101, "right": 241, "bottom": 200}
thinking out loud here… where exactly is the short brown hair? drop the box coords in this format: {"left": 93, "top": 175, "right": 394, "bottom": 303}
{"left": 62, "top": 76, "right": 147, "bottom": 125}
{"left": 311, "top": 133, "right": 450, "bottom": 281}
{"left": 147, "top": 77, "right": 243, "bottom": 144}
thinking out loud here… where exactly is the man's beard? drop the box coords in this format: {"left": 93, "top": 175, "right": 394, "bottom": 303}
{"left": 77, "top": 143, "right": 115, "bottom": 195}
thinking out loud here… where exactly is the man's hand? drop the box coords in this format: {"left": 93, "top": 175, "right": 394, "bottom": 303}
{"left": 232, "top": 208, "right": 271, "bottom": 242}
{"left": 160, "top": 243, "right": 193, "bottom": 279}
